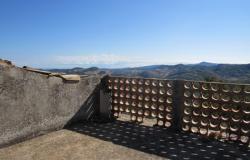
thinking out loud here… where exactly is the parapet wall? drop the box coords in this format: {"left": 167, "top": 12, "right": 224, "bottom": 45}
{"left": 0, "top": 64, "right": 101, "bottom": 147}
{"left": 107, "top": 76, "right": 250, "bottom": 146}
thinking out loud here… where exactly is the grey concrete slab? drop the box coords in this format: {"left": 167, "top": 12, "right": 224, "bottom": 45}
{"left": 0, "top": 129, "right": 165, "bottom": 160}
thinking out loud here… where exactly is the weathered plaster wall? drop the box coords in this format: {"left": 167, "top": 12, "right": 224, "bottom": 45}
{"left": 0, "top": 65, "right": 101, "bottom": 147}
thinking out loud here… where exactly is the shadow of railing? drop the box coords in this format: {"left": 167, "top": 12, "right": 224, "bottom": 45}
{"left": 66, "top": 120, "right": 250, "bottom": 160}
{"left": 63, "top": 84, "right": 100, "bottom": 128}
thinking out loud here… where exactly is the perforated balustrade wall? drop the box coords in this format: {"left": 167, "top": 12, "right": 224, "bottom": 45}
{"left": 182, "top": 81, "right": 250, "bottom": 145}
{"left": 106, "top": 76, "right": 250, "bottom": 146}
{"left": 107, "top": 76, "right": 174, "bottom": 127}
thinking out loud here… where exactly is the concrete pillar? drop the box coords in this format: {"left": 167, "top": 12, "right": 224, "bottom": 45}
{"left": 172, "top": 80, "right": 185, "bottom": 131}
{"left": 99, "top": 76, "right": 113, "bottom": 121}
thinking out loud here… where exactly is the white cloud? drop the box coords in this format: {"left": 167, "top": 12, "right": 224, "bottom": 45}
{"left": 55, "top": 54, "right": 175, "bottom": 68}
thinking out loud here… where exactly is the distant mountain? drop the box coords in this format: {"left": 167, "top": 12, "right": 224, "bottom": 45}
{"left": 46, "top": 62, "right": 250, "bottom": 84}
{"left": 195, "top": 62, "right": 218, "bottom": 67}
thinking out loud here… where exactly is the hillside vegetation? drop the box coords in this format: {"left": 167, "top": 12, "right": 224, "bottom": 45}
{"left": 47, "top": 62, "right": 250, "bottom": 84}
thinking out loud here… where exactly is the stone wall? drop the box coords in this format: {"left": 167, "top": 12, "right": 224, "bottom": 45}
{"left": 0, "top": 64, "right": 101, "bottom": 147}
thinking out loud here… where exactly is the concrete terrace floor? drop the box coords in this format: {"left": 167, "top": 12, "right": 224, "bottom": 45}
{"left": 0, "top": 120, "right": 250, "bottom": 160}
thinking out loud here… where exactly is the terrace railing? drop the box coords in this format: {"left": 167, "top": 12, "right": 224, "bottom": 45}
{"left": 104, "top": 76, "right": 250, "bottom": 146}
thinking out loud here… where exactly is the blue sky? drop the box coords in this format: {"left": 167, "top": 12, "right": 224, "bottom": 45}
{"left": 0, "top": 0, "right": 249, "bottom": 68}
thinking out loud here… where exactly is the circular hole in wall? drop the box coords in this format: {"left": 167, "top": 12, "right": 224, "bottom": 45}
{"left": 137, "top": 116, "right": 143, "bottom": 122}
{"left": 211, "top": 112, "right": 220, "bottom": 119}
{"left": 183, "top": 116, "right": 191, "bottom": 123}
{"left": 165, "top": 122, "right": 171, "bottom": 127}
{"left": 212, "top": 93, "right": 220, "bottom": 101}
{"left": 114, "top": 105, "right": 119, "bottom": 111}
{"left": 192, "top": 82, "right": 200, "bottom": 89}
{"left": 221, "top": 113, "right": 230, "bottom": 121}
{"left": 210, "top": 84, "right": 219, "bottom": 91}
{"left": 138, "top": 109, "right": 143, "bottom": 115}
{"left": 138, "top": 102, "right": 143, "bottom": 108}
{"left": 232, "top": 85, "right": 241, "bottom": 93}
{"left": 184, "top": 91, "right": 191, "bottom": 97}
{"left": 167, "top": 97, "right": 173, "bottom": 104}
{"left": 145, "top": 80, "right": 150, "bottom": 85}
{"left": 244, "top": 96, "right": 250, "bottom": 104}
{"left": 201, "top": 119, "right": 208, "bottom": 126}
{"left": 209, "top": 121, "right": 218, "bottom": 128}
{"left": 232, "top": 115, "right": 241, "bottom": 122}
{"left": 220, "top": 122, "right": 228, "bottom": 130}
{"left": 144, "top": 95, "right": 150, "bottom": 101}
{"left": 138, "top": 87, "right": 143, "bottom": 93}
{"left": 152, "top": 88, "right": 157, "bottom": 94}
{"left": 120, "top": 85, "right": 126, "bottom": 91}
{"left": 193, "top": 109, "right": 200, "bottom": 116}
{"left": 144, "top": 110, "right": 150, "bottom": 116}
{"left": 191, "top": 127, "right": 198, "bottom": 133}
{"left": 159, "top": 81, "right": 164, "bottom": 87}
{"left": 244, "top": 85, "right": 250, "bottom": 94}
{"left": 166, "top": 114, "right": 172, "bottom": 120}
{"left": 184, "top": 107, "right": 192, "bottom": 115}
{"left": 126, "top": 93, "right": 131, "bottom": 99}
{"left": 184, "top": 82, "right": 191, "bottom": 89}
{"left": 114, "top": 112, "right": 119, "bottom": 117}
{"left": 138, "top": 95, "right": 143, "bottom": 100}
{"left": 152, "top": 80, "right": 158, "bottom": 86}
{"left": 125, "top": 79, "right": 130, "bottom": 84}
{"left": 159, "top": 105, "right": 165, "bottom": 111}
{"left": 192, "top": 100, "right": 200, "bottom": 108}
{"left": 202, "top": 92, "right": 209, "bottom": 100}
{"left": 222, "top": 85, "right": 230, "bottom": 92}
{"left": 191, "top": 118, "right": 199, "bottom": 125}
{"left": 152, "top": 96, "right": 157, "bottom": 102}
{"left": 193, "top": 91, "right": 201, "bottom": 98}
{"left": 202, "top": 83, "right": 209, "bottom": 91}
{"left": 240, "top": 136, "right": 249, "bottom": 143}
{"left": 158, "top": 97, "right": 165, "bottom": 103}
{"left": 120, "top": 92, "right": 125, "bottom": 98}
{"left": 158, "top": 113, "right": 164, "bottom": 119}
{"left": 151, "top": 103, "right": 157, "bottom": 110}
{"left": 158, "top": 120, "right": 164, "bottom": 126}
{"left": 131, "top": 109, "right": 136, "bottom": 114}
{"left": 167, "top": 89, "right": 173, "bottom": 96}
{"left": 151, "top": 111, "right": 157, "bottom": 117}
{"left": 230, "top": 134, "right": 238, "bottom": 141}
{"left": 120, "top": 106, "right": 125, "bottom": 112}
{"left": 199, "top": 128, "right": 208, "bottom": 135}
{"left": 166, "top": 106, "right": 173, "bottom": 112}
{"left": 221, "top": 104, "right": 230, "bottom": 112}
{"left": 145, "top": 87, "right": 151, "bottom": 94}
{"left": 201, "top": 110, "right": 209, "bottom": 117}
{"left": 202, "top": 101, "right": 210, "bottom": 108}
{"left": 159, "top": 89, "right": 165, "bottom": 95}
{"left": 132, "top": 86, "right": 137, "bottom": 92}
{"left": 167, "top": 81, "right": 173, "bottom": 88}
{"left": 125, "top": 107, "right": 130, "bottom": 113}
{"left": 120, "top": 79, "right": 124, "bottom": 84}
{"left": 132, "top": 94, "right": 137, "bottom": 99}
{"left": 131, "top": 115, "right": 137, "bottom": 121}
{"left": 231, "top": 105, "right": 240, "bottom": 113}
{"left": 138, "top": 79, "right": 144, "bottom": 85}
{"left": 232, "top": 95, "right": 241, "bottom": 103}
{"left": 114, "top": 79, "right": 119, "bottom": 83}
{"left": 182, "top": 124, "right": 190, "bottom": 131}
{"left": 132, "top": 79, "right": 137, "bottom": 84}
{"left": 145, "top": 102, "right": 150, "bottom": 109}
{"left": 221, "top": 94, "right": 230, "bottom": 102}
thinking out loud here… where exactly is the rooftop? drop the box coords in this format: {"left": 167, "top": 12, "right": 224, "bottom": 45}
{"left": 1, "top": 120, "right": 250, "bottom": 160}
{"left": 0, "top": 61, "right": 250, "bottom": 160}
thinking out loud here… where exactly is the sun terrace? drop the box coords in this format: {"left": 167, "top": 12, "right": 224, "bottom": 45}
{"left": 0, "top": 61, "right": 250, "bottom": 160}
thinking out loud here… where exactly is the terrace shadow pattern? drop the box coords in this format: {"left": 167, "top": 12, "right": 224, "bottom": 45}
{"left": 66, "top": 120, "right": 250, "bottom": 160}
